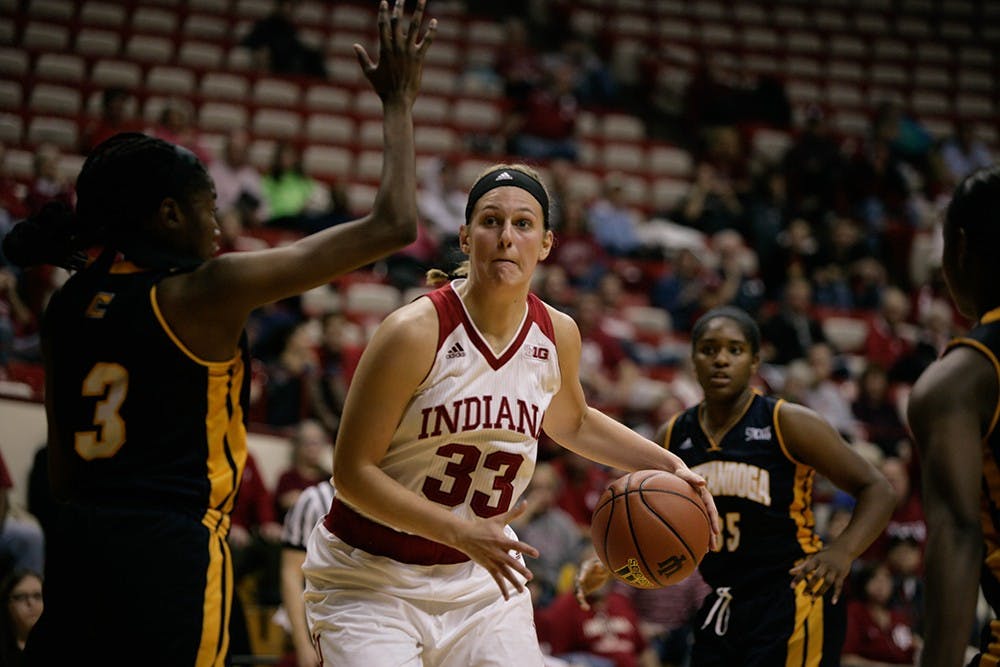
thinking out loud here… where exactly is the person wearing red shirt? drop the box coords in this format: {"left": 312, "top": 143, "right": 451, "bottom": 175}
{"left": 274, "top": 419, "right": 331, "bottom": 522}
{"left": 842, "top": 563, "right": 918, "bottom": 666}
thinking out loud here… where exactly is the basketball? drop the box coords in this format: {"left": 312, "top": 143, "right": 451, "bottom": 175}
{"left": 591, "top": 470, "right": 711, "bottom": 589}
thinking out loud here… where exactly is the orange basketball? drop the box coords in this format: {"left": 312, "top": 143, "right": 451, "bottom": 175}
{"left": 590, "top": 470, "right": 711, "bottom": 589}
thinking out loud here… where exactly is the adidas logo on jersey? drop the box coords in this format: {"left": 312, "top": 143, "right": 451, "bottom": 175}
{"left": 495, "top": 171, "right": 514, "bottom": 181}
{"left": 446, "top": 342, "right": 466, "bottom": 359}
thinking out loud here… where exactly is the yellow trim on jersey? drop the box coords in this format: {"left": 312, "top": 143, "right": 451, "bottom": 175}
{"left": 775, "top": 401, "right": 823, "bottom": 554}
{"left": 981, "top": 619, "right": 1000, "bottom": 664}
{"left": 196, "top": 519, "right": 232, "bottom": 667}
{"left": 982, "top": 307, "right": 1000, "bottom": 325}
{"left": 948, "top": 337, "right": 1000, "bottom": 438}
{"left": 786, "top": 579, "right": 824, "bottom": 667}
{"left": 206, "top": 361, "right": 248, "bottom": 513}
{"left": 662, "top": 413, "right": 680, "bottom": 450}
{"left": 150, "top": 286, "right": 241, "bottom": 369}
{"left": 108, "top": 260, "right": 146, "bottom": 274}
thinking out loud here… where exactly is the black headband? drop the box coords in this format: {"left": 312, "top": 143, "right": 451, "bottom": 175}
{"left": 464, "top": 168, "right": 550, "bottom": 228}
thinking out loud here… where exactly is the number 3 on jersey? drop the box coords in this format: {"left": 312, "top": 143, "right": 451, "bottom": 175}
{"left": 422, "top": 443, "right": 524, "bottom": 518}
{"left": 75, "top": 362, "right": 129, "bottom": 460}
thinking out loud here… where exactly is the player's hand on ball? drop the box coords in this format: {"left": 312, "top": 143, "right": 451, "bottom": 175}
{"left": 664, "top": 453, "right": 722, "bottom": 552}
{"left": 453, "top": 501, "right": 539, "bottom": 600}
{"left": 575, "top": 556, "right": 611, "bottom": 610}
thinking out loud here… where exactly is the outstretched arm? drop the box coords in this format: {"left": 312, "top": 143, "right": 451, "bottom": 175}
{"left": 909, "top": 347, "right": 992, "bottom": 667}
{"left": 161, "top": 0, "right": 437, "bottom": 360}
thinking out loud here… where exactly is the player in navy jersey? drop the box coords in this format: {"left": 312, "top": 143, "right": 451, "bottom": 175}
{"left": 303, "top": 163, "right": 721, "bottom": 667}
{"left": 3, "top": 3, "right": 435, "bottom": 664}
{"left": 908, "top": 165, "right": 1000, "bottom": 667}
{"left": 579, "top": 306, "right": 894, "bottom": 666}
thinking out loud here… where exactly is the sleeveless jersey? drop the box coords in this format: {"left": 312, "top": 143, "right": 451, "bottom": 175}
{"left": 326, "top": 279, "right": 560, "bottom": 564}
{"left": 43, "top": 261, "right": 249, "bottom": 526}
{"left": 945, "top": 308, "right": 1000, "bottom": 623}
{"left": 663, "top": 393, "right": 822, "bottom": 589}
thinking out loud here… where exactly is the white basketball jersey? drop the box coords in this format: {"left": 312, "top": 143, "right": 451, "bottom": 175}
{"left": 357, "top": 280, "right": 561, "bottom": 526}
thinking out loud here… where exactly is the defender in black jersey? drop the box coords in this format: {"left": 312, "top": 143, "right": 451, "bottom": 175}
{"left": 3, "top": 5, "right": 436, "bottom": 664}
{"left": 579, "top": 307, "right": 893, "bottom": 667}
{"left": 908, "top": 166, "right": 1000, "bottom": 667}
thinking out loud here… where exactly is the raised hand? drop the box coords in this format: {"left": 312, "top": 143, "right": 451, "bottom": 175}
{"left": 452, "top": 502, "right": 539, "bottom": 600}
{"left": 354, "top": 0, "right": 436, "bottom": 107}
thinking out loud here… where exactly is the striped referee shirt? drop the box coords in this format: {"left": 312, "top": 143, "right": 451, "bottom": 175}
{"left": 282, "top": 480, "right": 336, "bottom": 550}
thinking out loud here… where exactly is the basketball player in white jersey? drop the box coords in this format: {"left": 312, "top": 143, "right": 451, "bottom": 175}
{"left": 303, "top": 164, "right": 721, "bottom": 667}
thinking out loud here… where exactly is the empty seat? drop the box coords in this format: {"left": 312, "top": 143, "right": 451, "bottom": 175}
{"left": 252, "top": 108, "right": 302, "bottom": 139}
{"left": 35, "top": 54, "right": 85, "bottom": 83}
{"left": 29, "top": 83, "right": 81, "bottom": 114}
{"left": 828, "top": 60, "right": 864, "bottom": 81}
{"left": 178, "top": 41, "right": 223, "bottom": 69}
{"left": 743, "top": 27, "right": 779, "bottom": 50}
{"left": 914, "top": 66, "right": 951, "bottom": 89}
{"left": 28, "top": 116, "right": 79, "bottom": 149}
{"left": 346, "top": 182, "right": 378, "bottom": 215}
{"left": 603, "top": 143, "right": 645, "bottom": 173}
{"left": 91, "top": 60, "right": 142, "bottom": 89}
{"left": 0, "top": 48, "right": 29, "bottom": 77}
{"left": 199, "top": 103, "right": 248, "bottom": 133}
{"left": 832, "top": 111, "right": 869, "bottom": 137}
{"left": 0, "top": 81, "right": 21, "bottom": 111}
{"left": 822, "top": 317, "right": 869, "bottom": 353}
{"left": 647, "top": 145, "right": 693, "bottom": 179}
{"left": 786, "top": 31, "right": 823, "bottom": 54}
{"left": 419, "top": 67, "right": 456, "bottom": 95}
{"left": 125, "top": 35, "right": 174, "bottom": 63}
{"left": 359, "top": 119, "right": 383, "bottom": 147}
{"left": 253, "top": 78, "right": 301, "bottom": 107}
{"left": 651, "top": 178, "right": 690, "bottom": 213}
{"left": 80, "top": 2, "right": 126, "bottom": 27}
{"left": 827, "top": 83, "right": 864, "bottom": 108}
{"left": 355, "top": 150, "right": 382, "bottom": 181}
{"left": 75, "top": 28, "right": 120, "bottom": 57}
{"left": 413, "top": 126, "right": 456, "bottom": 153}
{"left": 132, "top": 7, "right": 178, "bottom": 33}
{"left": 870, "top": 64, "right": 908, "bottom": 86}
{"left": 227, "top": 47, "right": 253, "bottom": 72}
{"left": 451, "top": 99, "right": 502, "bottom": 131}
{"left": 911, "top": 91, "right": 951, "bottom": 115}
{"left": 201, "top": 73, "right": 250, "bottom": 100}
{"left": 0, "top": 112, "right": 23, "bottom": 143}
{"left": 786, "top": 80, "right": 822, "bottom": 105}
{"left": 330, "top": 4, "right": 372, "bottom": 30}
{"left": 183, "top": 14, "right": 229, "bottom": 40}
{"left": 327, "top": 56, "right": 365, "bottom": 86}
{"left": 412, "top": 96, "right": 449, "bottom": 124}
{"left": 353, "top": 90, "right": 383, "bottom": 117}
{"left": 235, "top": 0, "right": 273, "bottom": 19}
{"left": 302, "top": 145, "right": 353, "bottom": 179}
{"left": 602, "top": 113, "right": 645, "bottom": 142}
{"left": 147, "top": 66, "right": 196, "bottom": 95}
{"left": 304, "top": 85, "right": 351, "bottom": 112}
{"left": 752, "top": 129, "right": 793, "bottom": 163}
{"left": 344, "top": 282, "right": 401, "bottom": 318}
{"left": 304, "top": 114, "right": 355, "bottom": 144}
{"left": 956, "top": 94, "right": 993, "bottom": 118}
{"left": 29, "top": 0, "right": 74, "bottom": 20}
{"left": 248, "top": 139, "right": 275, "bottom": 170}
{"left": 23, "top": 22, "right": 69, "bottom": 50}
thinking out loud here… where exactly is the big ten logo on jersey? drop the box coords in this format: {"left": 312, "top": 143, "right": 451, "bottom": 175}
{"left": 744, "top": 426, "right": 771, "bottom": 441}
{"left": 85, "top": 292, "right": 115, "bottom": 319}
{"left": 523, "top": 344, "right": 550, "bottom": 360}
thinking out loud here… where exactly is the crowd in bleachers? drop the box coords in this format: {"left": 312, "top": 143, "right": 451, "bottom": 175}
{"left": 0, "top": 0, "right": 998, "bottom": 664}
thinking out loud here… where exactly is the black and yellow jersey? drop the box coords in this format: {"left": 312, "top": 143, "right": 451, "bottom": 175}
{"left": 663, "top": 392, "right": 822, "bottom": 589}
{"left": 945, "top": 308, "right": 1000, "bottom": 622}
{"left": 42, "top": 261, "right": 248, "bottom": 525}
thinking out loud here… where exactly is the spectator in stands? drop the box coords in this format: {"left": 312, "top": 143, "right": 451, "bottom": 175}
{"left": 242, "top": 0, "right": 327, "bottom": 78}
{"left": 651, "top": 246, "right": 709, "bottom": 333}
{"left": 509, "top": 463, "right": 585, "bottom": 607}
{"left": 747, "top": 169, "right": 790, "bottom": 275}
{"left": 274, "top": 420, "right": 331, "bottom": 522}
{"left": 551, "top": 450, "right": 610, "bottom": 534}
{"left": 0, "top": 569, "right": 43, "bottom": 667}
{"left": 24, "top": 144, "right": 73, "bottom": 217}
{"left": 587, "top": 174, "right": 644, "bottom": 258}
{"left": 0, "top": 268, "right": 32, "bottom": 368}
{"left": 842, "top": 563, "right": 919, "bottom": 666}
{"left": 703, "top": 230, "right": 764, "bottom": 317}
{"left": 549, "top": 195, "right": 608, "bottom": 291}
{"left": 864, "top": 457, "right": 926, "bottom": 565}
{"left": 681, "top": 53, "right": 741, "bottom": 141}
{"left": 802, "top": 341, "right": 862, "bottom": 442}
{"left": 308, "top": 312, "right": 362, "bottom": 437}
{"left": 504, "top": 60, "right": 581, "bottom": 162}
{"left": 864, "top": 286, "right": 915, "bottom": 376}
{"left": 0, "top": 449, "right": 44, "bottom": 577}
{"left": 148, "top": 98, "right": 212, "bottom": 165}
{"left": 760, "top": 277, "right": 827, "bottom": 366}
{"left": 494, "top": 17, "right": 543, "bottom": 103}
{"left": 761, "top": 217, "right": 823, "bottom": 298}
{"left": 417, "top": 156, "right": 466, "bottom": 265}
{"left": 846, "top": 139, "right": 910, "bottom": 241}
{"left": 229, "top": 450, "right": 284, "bottom": 656}
{"left": 534, "top": 264, "right": 577, "bottom": 316}
{"left": 885, "top": 536, "right": 924, "bottom": 633}
{"left": 813, "top": 217, "right": 872, "bottom": 309}
{"left": 0, "top": 144, "right": 27, "bottom": 239}
{"left": 872, "top": 101, "right": 933, "bottom": 174}
{"left": 783, "top": 105, "right": 844, "bottom": 224}
{"left": 263, "top": 320, "right": 319, "bottom": 429}
{"left": 216, "top": 209, "right": 270, "bottom": 255}
{"left": 575, "top": 291, "right": 636, "bottom": 411}
{"left": 940, "top": 122, "right": 994, "bottom": 186}
{"left": 677, "top": 161, "right": 744, "bottom": 237}
{"left": 79, "top": 87, "right": 143, "bottom": 155}
{"left": 262, "top": 141, "right": 323, "bottom": 230}
{"left": 208, "top": 129, "right": 269, "bottom": 228}
{"left": 537, "top": 564, "right": 654, "bottom": 667}
{"left": 851, "top": 364, "right": 908, "bottom": 458}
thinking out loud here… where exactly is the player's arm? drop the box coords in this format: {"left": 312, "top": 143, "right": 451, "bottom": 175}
{"left": 542, "top": 307, "right": 720, "bottom": 547}
{"left": 778, "top": 401, "right": 895, "bottom": 602}
{"left": 158, "top": 1, "right": 435, "bottom": 359}
{"left": 331, "top": 299, "right": 538, "bottom": 599}
{"left": 908, "top": 347, "right": 992, "bottom": 667}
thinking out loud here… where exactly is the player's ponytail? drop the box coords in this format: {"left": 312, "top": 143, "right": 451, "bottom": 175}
{"left": 2, "top": 201, "right": 89, "bottom": 270}
{"left": 425, "top": 261, "right": 470, "bottom": 288}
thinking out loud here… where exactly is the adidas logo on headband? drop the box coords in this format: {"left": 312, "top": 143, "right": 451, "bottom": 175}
{"left": 495, "top": 172, "right": 514, "bottom": 181}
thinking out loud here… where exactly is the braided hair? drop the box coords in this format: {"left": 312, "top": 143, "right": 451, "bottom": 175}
{"left": 2, "top": 133, "right": 212, "bottom": 271}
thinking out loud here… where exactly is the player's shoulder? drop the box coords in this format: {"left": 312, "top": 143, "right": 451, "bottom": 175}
{"left": 910, "top": 345, "right": 995, "bottom": 413}
{"left": 374, "top": 294, "right": 438, "bottom": 345}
